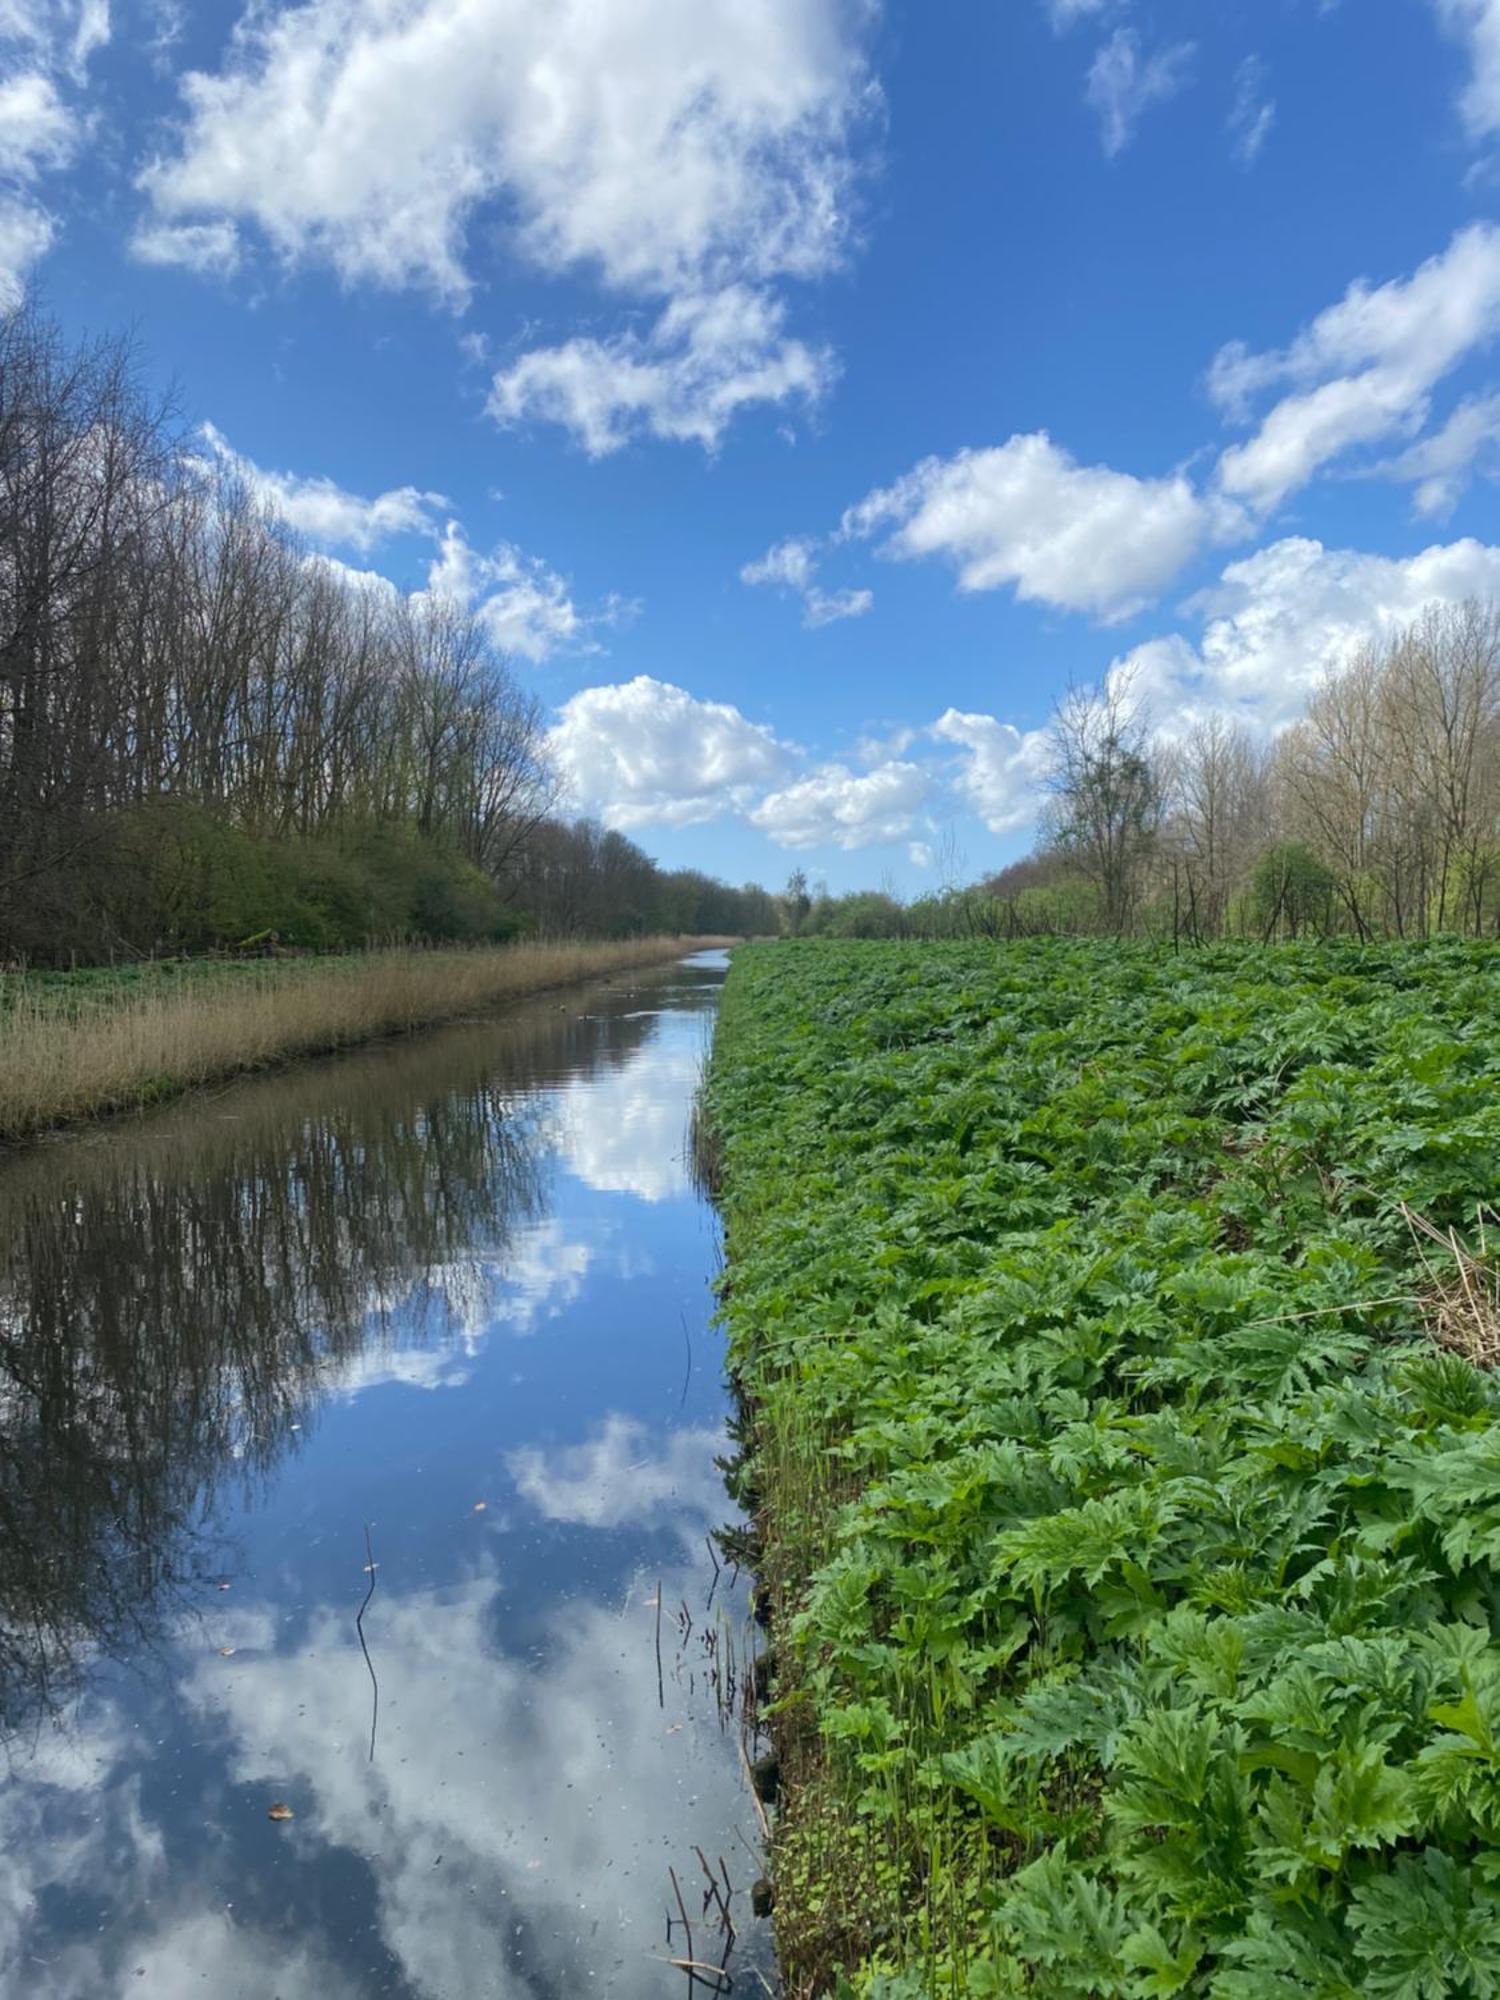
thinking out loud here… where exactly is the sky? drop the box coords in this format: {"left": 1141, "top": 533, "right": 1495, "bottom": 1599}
{"left": 5, "top": 0, "right": 1500, "bottom": 893}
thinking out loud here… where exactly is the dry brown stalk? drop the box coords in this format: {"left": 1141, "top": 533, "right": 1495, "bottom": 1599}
{"left": 1402, "top": 1201, "right": 1500, "bottom": 1367}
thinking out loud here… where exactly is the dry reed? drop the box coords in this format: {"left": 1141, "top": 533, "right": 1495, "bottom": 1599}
{"left": 0, "top": 937, "right": 722, "bottom": 1145}
{"left": 1403, "top": 1201, "right": 1500, "bottom": 1367}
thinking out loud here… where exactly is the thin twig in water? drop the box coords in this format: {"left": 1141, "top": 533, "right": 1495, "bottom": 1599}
{"left": 679, "top": 1310, "right": 693, "bottom": 1410}
{"left": 737, "top": 1729, "right": 771, "bottom": 1843}
{"left": 648, "top": 1956, "right": 732, "bottom": 1991}
{"left": 655, "top": 1580, "right": 665, "bottom": 1710}
{"left": 357, "top": 1523, "right": 379, "bottom": 1764}
{"left": 668, "top": 1866, "right": 697, "bottom": 1995}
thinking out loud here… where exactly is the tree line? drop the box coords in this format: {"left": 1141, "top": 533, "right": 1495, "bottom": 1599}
{"left": 791, "top": 599, "right": 1500, "bottom": 944}
{"left": 0, "top": 304, "right": 773, "bottom": 963}
{"left": 1036, "top": 600, "right": 1500, "bottom": 940}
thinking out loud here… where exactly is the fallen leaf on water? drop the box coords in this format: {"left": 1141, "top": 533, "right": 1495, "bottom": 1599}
{"left": 267, "top": 1803, "right": 295, "bottom": 1822}
{"left": 216, "top": 1583, "right": 231, "bottom": 1592}
{"left": 217, "top": 1647, "right": 236, "bottom": 1658}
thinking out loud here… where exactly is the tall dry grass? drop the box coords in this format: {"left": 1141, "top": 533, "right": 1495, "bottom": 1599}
{"left": 0, "top": 938, "right": 722, "bottom": 1144}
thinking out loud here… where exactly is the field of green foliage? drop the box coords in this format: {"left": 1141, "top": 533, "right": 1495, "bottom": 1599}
{"left": 706, "top": 937, "right": 1500, "bottom": 1998}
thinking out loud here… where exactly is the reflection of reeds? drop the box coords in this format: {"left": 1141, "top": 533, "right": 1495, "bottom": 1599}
{"left": 0, "top": 937, "right": 717, "bottom": 1143}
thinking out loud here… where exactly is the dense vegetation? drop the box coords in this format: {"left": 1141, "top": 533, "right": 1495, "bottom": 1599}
{"left": 0, "top": 303, "right": 773, "bottom": 962}
{"left": 708, "top": 937, "right": 1500, "bottom": 1996}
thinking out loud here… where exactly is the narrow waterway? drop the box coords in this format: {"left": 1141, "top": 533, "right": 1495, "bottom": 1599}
{"left": 0, "top": 949, "right": 771, "bottom": 1998}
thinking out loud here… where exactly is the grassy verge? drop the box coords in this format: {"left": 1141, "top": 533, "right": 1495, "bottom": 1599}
{"left": 705, "top": 937, "right": 1500, "bottom": 1997}
{"left": 0, "top": 937, "right": 721, "bottom": 1144}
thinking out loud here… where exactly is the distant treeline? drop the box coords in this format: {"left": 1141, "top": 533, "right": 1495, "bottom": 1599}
{"left": 0, "top": 304, "right": 774, "bottom": 963}
{"left": 790, "top": 599, "right": 1500, "bottom": 943}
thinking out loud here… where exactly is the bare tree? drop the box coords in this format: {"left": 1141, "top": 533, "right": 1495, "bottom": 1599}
{"left": 1044, "top": 672, "right": 1164, "bottom": 933}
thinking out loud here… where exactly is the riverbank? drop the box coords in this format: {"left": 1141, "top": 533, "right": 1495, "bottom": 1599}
{"left": 705, "top": 936, "right": 1500, "bottom": 1995}
{"left": 0, "top": 937, "right": 725, "bottom": 1144}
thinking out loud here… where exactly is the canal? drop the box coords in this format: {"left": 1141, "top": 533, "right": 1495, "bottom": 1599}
{"left": 0, "top": 949, "right": 771, "bottom": 1996}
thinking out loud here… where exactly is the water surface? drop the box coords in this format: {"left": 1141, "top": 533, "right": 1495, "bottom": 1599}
{"left": 0, "top": 950, "right": 769, "bottom": 1997}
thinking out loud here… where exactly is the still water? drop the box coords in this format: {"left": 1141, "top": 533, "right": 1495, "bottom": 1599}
{"left": 0, "top": 950, "right": 772, "bottom": 1997}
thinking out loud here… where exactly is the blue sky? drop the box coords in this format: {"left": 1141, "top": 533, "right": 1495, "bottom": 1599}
{"left": 6, "top": 0, "right": 1500, "bottom": 891}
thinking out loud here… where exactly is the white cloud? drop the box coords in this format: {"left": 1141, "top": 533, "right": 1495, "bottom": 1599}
{"left": 0, "top": 7, "right": 106, "bottom": 301}
{"left": 0, "top": 194, "right": 51, "bottom": 309}
{"left": 748, "top": 758, "right": 929, "bottom": 849}
{"left": 1227, "top": 55, "right": 1275, "bottom": 167}
{"left": 908, "top": 840, "right": 935, "bottom": 868}
{"left": 740, "top": 533, "right": 873, "bottom": 626}
{"left": 1377, "top": 390, "right": 1500, "bottom": 516}
{"left": 192, "top": 435, "right": 607, "bottom": 663}
{"left": 171, "top": 1562, "right": 764, "bottom": 1999}
{"left": 1211, "top": 223, "right": 1500, "bottom": 514}
{"left": 197, "top": 422, "right": 446, "bottom": 550}
{"left": 1433, "top": 0, "right": 1500, "bottom": 139}
{"left": 508, "top": 1414, "right": 726, "bottom": 1531}
{"left": 67, "top": 0, "right": 107, "bottom": 75}
{"left": 843, "top": 433, "right": 1208, "bottom": 621}
{"left": 552, "top": 1046, "right": 703, "bottom": 1202}
{"left": 0, "top": 71, "right": 75, "bottom": 178}
{"left": 136, "top": 0, "right": 873, "bottom": 305}
{"left": 1117, "top": 533, "right": 1500, "bottom": 732}
{"left": 1045, "top": 0, "right": 1114, "bottom": 27}
{"left": 489, "top": 285, "right": 834, "bottom": 455}
{"left": 548, "top": 675, "right": 792, "bottom": 829}
{"left": 1085, "top": 28, "right": 1194, "bottom": 157}
{"left": 130, "top": 217, "right": 241, "bottom": 274}
{"left": 930, "top": 709, "right": 1052, "bottom": 833}
{"left": 417, "top": 521, "right": 608, "bottom": 664}
{"left": 138, "top": 0, "right": 872, "bottom": 452}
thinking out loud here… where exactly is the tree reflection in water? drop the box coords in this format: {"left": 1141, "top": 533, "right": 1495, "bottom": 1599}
{"left": 0, "top": 997, "right": 657, "bottom": 1739}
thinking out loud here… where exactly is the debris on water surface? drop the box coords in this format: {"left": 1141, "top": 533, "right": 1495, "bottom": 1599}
{"left": 267, "top": 1803, "right": 295, "bottom": 1822}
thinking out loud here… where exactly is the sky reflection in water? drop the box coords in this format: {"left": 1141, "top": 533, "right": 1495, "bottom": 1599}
{"left": 0, "top": 952, "right": 769, "bottom": 1997}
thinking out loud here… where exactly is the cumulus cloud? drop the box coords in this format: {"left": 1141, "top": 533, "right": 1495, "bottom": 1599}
{"left": 1227, "top": 55, "right": 1275, "bottom": 167}
{"left": 137, "top": 0, "right": 873, "bottom": 451}
{"left": 547, "top": 676, "right": 792, "bottom": 830}
{"left": 1085, "top": 28, "right": 1194, "bottom": 157}
{"left": 0, "top": 194, "right": 51, "bottom": 308}
{"left": 740, "top": 534, "right": 873, "bottom": 627}
{"left": 1377, "top": 391, "right": 1500, "bottom": 517}
{"left": 489, "top": 286, "right": 834, "bottom": 455}
{"left": 416, "top": 521, "right": 613, "bottom": 664}
{"left": 0, "top": 70, "right": 75, "bottom": 178}
{"left": 197, "top": 422, "right": 446, "bottom": 550}
{"left": 748, "top": 759, "right": 929, "bottom": 849}
{"left": 138, "top": 0, "right": 871, "bottom": 302}
{"left": 842, "top": 433, "right": 1209, "bottom": 621}
{"left": 1117, "top": 533, "right": 1500, "bottom": 732}
{"left": 1433, "top": 0, "right": 1500, "bottom": 139}
{"left": 1210, "top": 223, "right": 1500, "bottom": 515}
{"left": 930, "top": 710, "right": 1052, "bottom": 834}
{"left": 0, "top": 5, "right": 106, "bottom": 301}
